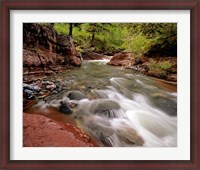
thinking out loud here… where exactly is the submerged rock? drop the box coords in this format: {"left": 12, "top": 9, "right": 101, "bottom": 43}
{"left": 79, "top": 115, "right": 114, "bottom": 146}
{"left": 116, "top": 127, "right": 144, "bottom": 146}
{"left": 90, "top": 99, "right": 121, "bottom": 118}
{"left": 151, "top": 95, "right": 177, "bottom": 116}
{"left": 67, "top": 91, "right": 86, "bottom": 100}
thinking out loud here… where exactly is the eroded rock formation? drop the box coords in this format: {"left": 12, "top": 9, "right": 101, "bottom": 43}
{"left": 23, "top": 23, "right": 81, "bottom": 71}
{"left": 23, "top": 113, "right": 98, "bottom": 147}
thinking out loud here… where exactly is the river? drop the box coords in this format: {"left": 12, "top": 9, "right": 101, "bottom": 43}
{"left": 30, "top": 59, "right": 177, "bottom": 147}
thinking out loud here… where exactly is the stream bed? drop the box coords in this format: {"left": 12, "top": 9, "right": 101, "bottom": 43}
{"left": 26, "top": 59, "right": 177, "bottom": 147}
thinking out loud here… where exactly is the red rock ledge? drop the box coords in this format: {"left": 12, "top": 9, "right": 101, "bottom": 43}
{"left": 23, "top": 113, "right": 99, "bottom": 147}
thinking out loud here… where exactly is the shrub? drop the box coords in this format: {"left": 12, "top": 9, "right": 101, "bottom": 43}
{"left": 147, "top": 59, "right": 172, "bottom": 78}
{"left": 157, "top": 60, "right": 172, "bottom": 70}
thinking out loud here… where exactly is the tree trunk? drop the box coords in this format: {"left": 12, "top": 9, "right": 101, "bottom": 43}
{"left": 69, "top": 23, "right": 73, "bottom": 36}
{"left": 91, "top": 33, "right": 95, "bottom": 47}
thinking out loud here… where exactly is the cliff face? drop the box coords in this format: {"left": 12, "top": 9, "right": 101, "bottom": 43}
{"left": 23, "top": 23, "right": 81, "bottom": 71}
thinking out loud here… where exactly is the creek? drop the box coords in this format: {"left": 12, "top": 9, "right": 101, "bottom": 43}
{"left": 30, "top": 59, "right": 177, "bottom": 147}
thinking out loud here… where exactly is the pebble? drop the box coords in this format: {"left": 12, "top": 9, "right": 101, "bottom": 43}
{"left": 52, "top": 90, "right": 58, "bottom": 94}
{"left": 23, "top": 83, "right": 41, "bottom": 92}
{"left": 45, "top": 81, "right": 55, "bottom": 85}
{"left": 46, "top": 84, "right": 56, "bottom": 91}
{"left": 24, "top": 89, "right": 33, "bottom": 95}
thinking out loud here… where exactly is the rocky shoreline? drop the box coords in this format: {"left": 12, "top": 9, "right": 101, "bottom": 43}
{"left": 107, "top": 52, "right": 177, "bottom": 83}
{"left": 23, "top": 113, "right": 99, "bottom": 147}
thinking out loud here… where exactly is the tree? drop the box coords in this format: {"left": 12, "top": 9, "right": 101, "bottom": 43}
{"left": 69, "top": 23, "right": 73, "bottom": 36}
{"left": 83, "top": 23, "right": 110, "bottom": 47}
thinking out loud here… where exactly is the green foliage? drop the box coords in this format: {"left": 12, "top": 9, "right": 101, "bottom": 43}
{"left": 54, "top": 23, "right": 69, "bottom": 35}
{"left": 122, "top": 34, "right": 155, "bottom": 55}
{"left": 147, "top": 59, "right": 173, "bottom": 78}
{"left": 122, "top": 23, "right": 177, "bottom": 56}
{"left": 157, "top": 60, "right": 172, "bottom": 70}
{"left": 53, "top": 23, "right": 177, "bottom": 56}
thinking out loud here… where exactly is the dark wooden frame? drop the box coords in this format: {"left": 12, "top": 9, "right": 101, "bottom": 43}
{"left": 0, "top": 0, "right": 199, "bottom": 169}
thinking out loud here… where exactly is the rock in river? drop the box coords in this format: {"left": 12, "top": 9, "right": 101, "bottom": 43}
{"left": 59, "top": 101, "right": 73, "bottom": 114}
{"left": 67, "top": 91, "right": 86, "bottom": 100}
{"left": 90, "top": 99, "right": 121, "bottom": 118}
{"left": 116, "top": 127, "right": 144, "bottom": 146}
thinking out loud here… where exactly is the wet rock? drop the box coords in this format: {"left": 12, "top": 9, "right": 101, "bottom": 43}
{"left": 116, "top": 127, "right": 144, "bottom": 146}
{"left": 56, "top": 84, "right": 63, "bottom": 92}
{"left": 38, "top": 91, "right": 50, "bottom": 99}
{"left": 151, "top": 95, "right": 177, "bottom": 116}
{"left": 45, "top": 81, "right": 55, "bottom": 85}
{"left": 23, "top": 113, "right": 98, "bottom": 147}
{"left": 67, "top": 91, "right": 86, "bottom": 100}
{"left": 23, "top": 83, "right": 41, "bottom": 92}
{"left": 46, "top": 84, "right": 56, "bottom": 91}
{"left": 55, "top": 82, "right": 62, "bottom": 89}
{"left": 167, "top": 74, "right": 177, "bottom": 82}
{"left": 52, "top": 90, "right": 58, "bottom": 94}
{"left": 24, "top": 89, "right": 33, "bottom": 95}
{"left": 82, "top": 52, "right": 105, "bottom": 60}
{"left": 59, "top": 101, "right": 73, "bottom": 114}
{"left": 98, "top": 132, "right": 113, "bottom": 147}
{"left": 107, "top": 52, "right": 135, "bottom": 67}
{"left": 80, "top": 115, "right": 114, "bottom": 146}
{"left": 46, "top": 85, "right": 55, "bottom": 90}
{"left": 23, "top": 100, "right": 35, "bottom": 111}
{"left": 45, "top": 70, "right": 54, "bottom": 75}
{"left": 90, "top": 99, "right": 121, "bottom": 118}
{"left": 69, "top": 56, "right": 81, "bottom": 67}
{"left": 23, "top": 89, "right": 35, "bottom": 99}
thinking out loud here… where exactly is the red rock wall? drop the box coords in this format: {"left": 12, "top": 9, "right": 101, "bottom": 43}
{"left": 23, "top": 23, "right": 81, "bottom": 68}
{"left": 23, "top": 113, "right": 99, "bottom": 147}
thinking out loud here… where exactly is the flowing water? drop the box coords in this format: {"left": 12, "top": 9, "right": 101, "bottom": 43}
{"left": 31, "top": 59, "right": 177, "bottom": 147}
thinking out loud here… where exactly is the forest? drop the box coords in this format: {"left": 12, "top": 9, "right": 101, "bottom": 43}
{"left": 53, "top": 23, "right": 177, "bottom": 80}
{"left": 53, "top": 23, "right": 177, "bottom": 56}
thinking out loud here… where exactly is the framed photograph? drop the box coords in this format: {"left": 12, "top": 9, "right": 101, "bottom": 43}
{"left": 1, "top": 0, "right": 199, "bottom": 169}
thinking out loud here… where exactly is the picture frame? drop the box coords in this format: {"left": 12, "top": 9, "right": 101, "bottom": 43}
{"left": 0, "top": 0, "right": 199, "bottom": 169}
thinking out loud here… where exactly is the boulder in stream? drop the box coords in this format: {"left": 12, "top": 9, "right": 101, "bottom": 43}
{"left": 67, "top": 91, "right": 86, "bottom": 100}
{"left": 90, "top": 99, "right": 121, "bottom": 118}
{"left": 107, "top": 52, "right": 135, "bottom": 67}
{"left": 59, "top": 101, "right": 73, "bottom": 114}
{"left": 116, "top": 127, "right": 144, "bottom": 146}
